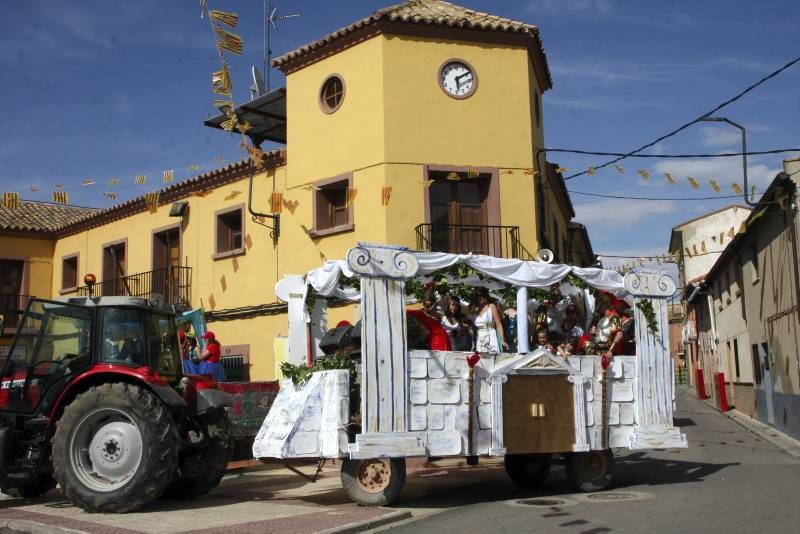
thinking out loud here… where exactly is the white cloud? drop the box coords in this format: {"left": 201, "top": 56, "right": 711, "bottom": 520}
{"left": 700, "top": 126, "right": 741, "bottom": 148}
{"left": 652, "top": 158, "right": 782, "bottom": 189}
{"left": 574, "top": 198, "right": 678, "bottom": 228}
{"left": 526, "top": 0, "right": 614, "bottom": 16}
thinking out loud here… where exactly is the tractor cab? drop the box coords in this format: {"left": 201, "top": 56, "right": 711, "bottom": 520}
{"left": 0, "top": 295, "right": 181, "bottom": 416}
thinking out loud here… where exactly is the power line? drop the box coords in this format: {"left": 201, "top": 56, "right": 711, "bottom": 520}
{"left": 568, "top": 190, "right": 764, "bottom": 201}
{"left": 545, "top": 148, "right": 800, "bottom": 159}
{"left": 563, "top": 54, "right": 800, "bottom": 181}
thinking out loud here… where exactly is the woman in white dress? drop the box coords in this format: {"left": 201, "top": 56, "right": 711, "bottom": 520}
{"left": 471, "top": 287, "right": 508, "bottom": 354}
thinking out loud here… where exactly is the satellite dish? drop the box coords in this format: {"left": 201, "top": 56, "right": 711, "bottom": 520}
{"left": 250, "top": 66, "right": 266, "bottom": 99}
{"left": 535, "top": 249, "right": 554, "bottom": 264}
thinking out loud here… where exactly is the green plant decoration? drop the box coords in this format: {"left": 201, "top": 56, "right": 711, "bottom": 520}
{"left": 636, "top": 299, "right": 659, "bottom": 334}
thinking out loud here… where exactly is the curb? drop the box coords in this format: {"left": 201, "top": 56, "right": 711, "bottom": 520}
{"left": 316, "top": 510, "right": 413, "bottom": 534}
{"left": 723, "top": 409, "right": 800, "bottom": 460}
{"left": 0, "top": 519, "right": 86, "bottom": 534}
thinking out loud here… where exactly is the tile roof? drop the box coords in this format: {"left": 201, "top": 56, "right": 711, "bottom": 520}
{"left": 273, "top": 0, "right": 552, "bottom": 87}
{"left": 0, "top": 149, "right": 286, "bottom": 237}
{"left": 0, "top": 201, "right": 99, "bottom": 233}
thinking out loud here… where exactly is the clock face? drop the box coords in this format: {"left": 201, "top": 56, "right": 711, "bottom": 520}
{"left": 439, "top": 60, "right": 477, "bottom": 98}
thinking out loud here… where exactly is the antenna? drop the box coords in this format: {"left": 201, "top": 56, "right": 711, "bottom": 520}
{"left": 263, "top": 0, "right": 301, "bottom": 91}
{"left": 250, "top": 66, "right": 266, "bottom": 99}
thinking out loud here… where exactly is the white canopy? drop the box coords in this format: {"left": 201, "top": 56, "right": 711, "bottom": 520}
{"left": 305, "top": 251, "right": 627, "bottom": 300}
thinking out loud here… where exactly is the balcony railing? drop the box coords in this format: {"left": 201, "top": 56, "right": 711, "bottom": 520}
{"left": 0, "top": 294, "right": 34, "bottom": 333}
{"left": 67, "top": 266, "right": 193, "bottom": 310}
{"left": 415, "top": 223, "right": 535, "bottom": 260}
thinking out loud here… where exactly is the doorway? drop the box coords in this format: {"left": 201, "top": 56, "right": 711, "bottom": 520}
{"left": 102, "top": 241, "right": 127, "bottom": 296}
{"left": 426, "top": 168, "right": 498, "bottom": 255}
{"left": 152, "top": 226, "right": 180, "bottom": 304}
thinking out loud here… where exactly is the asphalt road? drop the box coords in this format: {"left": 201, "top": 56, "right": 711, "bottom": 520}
{"left": 383, "top": 389, "right": 800, "bottom": 534}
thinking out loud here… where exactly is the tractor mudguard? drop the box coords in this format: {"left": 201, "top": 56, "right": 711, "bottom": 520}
{"left": 196, "top": 388, "right": 232, "bottom": 415}
{"left": 151, "top": 384, "right": 190, "bottom": 411}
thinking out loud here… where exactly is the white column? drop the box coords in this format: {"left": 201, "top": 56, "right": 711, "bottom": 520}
{"left": 275, "top": 275, "right": 309, "bottom": 366}
{"left": 516, "top": 286, "right": 529, "bottom": 353}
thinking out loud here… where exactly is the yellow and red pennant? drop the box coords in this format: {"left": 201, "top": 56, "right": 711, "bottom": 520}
{"left": 52, "top": 191, "right": 69, "bottom": 205}
{"left": 381, "top": 186, "right": 392, "bottom": 206}
{"left": 2, "top": 192, "right": 19, "bottom": 210}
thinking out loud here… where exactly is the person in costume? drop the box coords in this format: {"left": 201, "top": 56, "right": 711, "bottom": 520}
{"left": 441, "top": 295, "right": 473, "bottom": 351}
{"left": 472, "top": 287, "right": 507, "bottom": 354}
{"left": 195, "top": 331, "right": 226, "bottom": 381}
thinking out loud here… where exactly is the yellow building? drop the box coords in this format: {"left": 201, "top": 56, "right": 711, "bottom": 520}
{"left": 0, "top": 0, "right": 593, "bottom": 380}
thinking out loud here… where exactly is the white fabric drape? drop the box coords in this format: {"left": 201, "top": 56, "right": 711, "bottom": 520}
{"left": 304, "top": 251, "right": 628, "bottom": 300}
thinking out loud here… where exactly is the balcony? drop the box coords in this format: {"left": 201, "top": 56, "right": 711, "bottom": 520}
{"left": 67, "top": 266, "right": 193, "bottom": 310}
{"left": 415, "top": 224, "right": 535, "bottom": 260}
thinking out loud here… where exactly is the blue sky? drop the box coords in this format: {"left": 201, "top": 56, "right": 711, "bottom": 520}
{"left": 1, "top": 0, "right": 798, "bottom": 271}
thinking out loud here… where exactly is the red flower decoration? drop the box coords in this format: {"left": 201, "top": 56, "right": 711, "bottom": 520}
{"left": 601, "top": 354, "right": 612, "bottom": 370}
{"left": 466, "top": 352, "right": 481, "bottom": 368}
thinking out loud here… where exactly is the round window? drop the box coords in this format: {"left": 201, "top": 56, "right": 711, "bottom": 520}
{"left": 319, "top": 75, "right": 345, "bottom": 113}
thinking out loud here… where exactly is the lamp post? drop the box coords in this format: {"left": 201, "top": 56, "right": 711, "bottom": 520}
{"left": 698, "top": 116, "right": 758, "bottom": 206}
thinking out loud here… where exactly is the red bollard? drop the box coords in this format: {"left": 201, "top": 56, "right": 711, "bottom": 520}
{"left": 696, "top": 368, "right": 709, "bottom": 399}
{"left": 715, "top": 372, "right": 729, "bottom": 411}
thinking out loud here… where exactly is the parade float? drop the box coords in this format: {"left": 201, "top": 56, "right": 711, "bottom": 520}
{"left": 254, "top": 243, "right": 687, "bottom": 506}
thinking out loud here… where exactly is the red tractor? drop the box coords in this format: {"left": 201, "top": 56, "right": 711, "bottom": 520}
{"left": 0, "top": 284, "right": 233, "bottom": 512}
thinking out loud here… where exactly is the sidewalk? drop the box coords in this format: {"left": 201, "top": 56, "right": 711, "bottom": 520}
{"left": 0, "top": 459, "right": 507, "bottom": 534}
{"left": 678, "top": 384, "right": 800, "bottom": 460}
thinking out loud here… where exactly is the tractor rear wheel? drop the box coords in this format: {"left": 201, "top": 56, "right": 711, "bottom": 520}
{"left": 52, "top": 383, "right": 178, "bottom": 513}
{"left": 160, "top": 408, "right": 233, "bottom": 499}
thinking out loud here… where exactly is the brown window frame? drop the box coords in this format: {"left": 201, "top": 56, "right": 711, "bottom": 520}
{"left": 319, "top": 74, "right": 345, "bottom": 114}
{"left": 214, "top": 204, "right": 246, "bottom": 260}
{"left": 60, "top": 253, "right": 80, "bottom": 294}
{"left": 311, "top": 174, "right": 354, "bottom": 238}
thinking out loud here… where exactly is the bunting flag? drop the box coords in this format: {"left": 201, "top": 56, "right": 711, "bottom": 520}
{"left": 193, "top": 189, "right": 213, "bottom": 198}
{"left": 727, "top": 226, "right": 735, "bottom": 240}
{"left": 664, "top": 172, "right": 677, "bottom": 185}
{"left": 134, "top": 175, "right": 147, "bottom": 185}
{"left": 381, "top": 186, "right": 392, "bottom": 206}
{"left": 214, "top": 157, "right": 226, "bottom": 164}
{"left": 163, "top": 170, "right": 174, "bottom": 183}
{"left": 269, "top": 192, "right": 283, "bottom": 213}
{"left": 29, "top": 185, "right": 39, "bottom": 193}
{"left": 145, "top": 191, "right": 160, "bottom": 214}
{"left": 236, "top": 120, "right": 252, "bottom": 134}
{"left": 108, "top": 178, "right": 120, "bottom": 188}
{"left": 2, "top": 192, "right": 19, "bottom": 210}
{"left": 719, "top": 231, "right": 724, "bottom": 243}
{"left": 103, "top": 192, "right": 117, "bottom": 200}
{"left": 711, "top": 234, "right": 717, "bottom": 243}
{"left": 212, "top": 67, "right": 232, "bottom": 97}
{"left": 731, "top": 183, "right": 743, "bottom": 194}
{"left": 346, "top": 187, "right": 358, "bottom": 207}
{"left": 82, "top": 179, "right": 95, "bottom": 186}
{"left": 209, "top": 9, "right": 238, "bottom": 27}
{"left": 684, "top": 247, "right": 692, "bottom": 258}
{"left": 241, "top": 141, "right": 265, "bottom": 168}
{"left": 692, "top": 243, "right": 698, "bottom": 256}
{"left": 466, "top": 168, "right": 479, "bottom": 178}
{"left": 701, "top": 241, "right": 707, "bottom": 253}
{"left": 224, "top": 190, "right": 241, "bottom": 201}
{"left": 738, "top": 221, "right": 747, "bottom": 235}
{"left": 446, "top": 171, "right": 461, "bottom": 181}
{"left": 523, "top": 169, "right": 540, "bottom": 177}
{"left": 214, "top": 27, "right": 243, "bottom": 54}
{"left": 555, "top": 167, "right": 568, "bottom": 174}
{"left": 52, "top": 191, "right": 68, "bottom": 205}
{"left": 54, "top": 184, "right": 64, "bottom": 190}
{"left": 613, "top": 164, "right": 625, "bottom": 173}
{"left": 687, "top": 176, "right": 700, "bottom": 189}
{"left": 220, "top": 114, "right": 238, "bottom": 132}
{"left": 420, "top": 180, "right": 434, "bottom": 188}
{"left": 587, "top": 166, "right": 596, "bottom": 175}
{"left": 637, "top": 169, "right": 650, "bottom": 181}
{"left": 709, "top": 180, "right": 720, "bottom": 194}
{"left": 283, "top": 198, "right": 299, "bottom": 214}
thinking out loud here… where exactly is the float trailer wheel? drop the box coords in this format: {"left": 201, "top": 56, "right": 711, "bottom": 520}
{"left": 341, "top": 457, "right": 406, "bottom": 507}
{"left": 566, "top": 449, "right": 614, "bottom": 492}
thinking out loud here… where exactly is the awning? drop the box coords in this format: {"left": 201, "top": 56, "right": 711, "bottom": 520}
{"left": 204, "top": 87, "right": 286, "bottom": 145}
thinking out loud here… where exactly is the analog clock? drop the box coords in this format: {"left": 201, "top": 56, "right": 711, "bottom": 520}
{"left": 439, "top": 60, "right": 477, "bottom": 99}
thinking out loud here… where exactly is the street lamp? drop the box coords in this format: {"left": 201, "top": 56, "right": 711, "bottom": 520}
{"left": 698, "top": 116, "right": 758, "bottom": 206}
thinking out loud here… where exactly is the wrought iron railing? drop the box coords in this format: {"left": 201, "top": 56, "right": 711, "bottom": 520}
{"left": 0, "top": 294, "right": 34, "bottom": 332}
{"left": 67, "top": 266, "right": 192, "bottom": 310}
{"left": 415, "top": 223, "right": 535, "bottom": 260}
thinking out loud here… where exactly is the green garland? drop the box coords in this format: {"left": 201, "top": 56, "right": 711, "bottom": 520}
{"left": 636, "top": 299, "right": 659, "bottom": 334}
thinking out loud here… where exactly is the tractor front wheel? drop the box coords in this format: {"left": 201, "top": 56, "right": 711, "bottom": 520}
{"left": 160, "top": 408, "right": 233, "bottom": 499}
{"left": 52, "top": 383, "right": 178, "bottom": 513}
